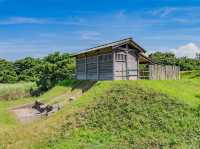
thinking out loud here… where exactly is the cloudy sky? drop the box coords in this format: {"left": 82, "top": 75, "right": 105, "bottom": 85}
{"left": 0, "top": 0, "right": 200, "bottom": 60}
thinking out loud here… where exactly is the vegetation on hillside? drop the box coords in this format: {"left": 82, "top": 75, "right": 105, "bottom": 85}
{"left": 47, "top": 83, "right": 200, "bottom": 149}
{"left": 0, "top": 80, "right": 78, "bottom": 127}
{"left": 1, "top": 51, "right": 200, "bottom": 86}
{"left": 138, "top": 79, "right": 200, "bottom": 107}
{"left": 0, "top": 98, "right": 32, "bottom": 128}
{"left": 36, "top": 53, "right": 75, "bottom": 92}
{"left": 1, "top": 80, "right": 200, "bottom": 148}
{"left": 0, "top": 52, "right": 75, "bottom": 92}
{"left": 181, "top": 71, "right": 200, "bottom": 79}
{"left": 149, "top": 52, "right": 200, "bottom": 71}
{"left": 0, "top": 82, "right": 36, "bottom": 101}
{"left": 1, "top": 51, "right": 200, "bottom": 148}
{"left": 0, "top": 59, "right": 18, "bottom": 83}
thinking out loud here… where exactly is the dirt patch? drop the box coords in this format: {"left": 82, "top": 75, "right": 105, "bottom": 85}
{"left": 9, "top": 82, "right": 92, "bottom": 124}
{"left": 11, "top": 102, "right": 64, "bottom": 124}
{"left": 11, "top": 104, "right": 42, "bottom": 124}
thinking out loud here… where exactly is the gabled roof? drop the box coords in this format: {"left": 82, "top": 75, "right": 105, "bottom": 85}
{"left": 73, "top": 37, "right": 146, "bottom": 56}
{"left": 139, "top": 53, "right": 155, "bottom": 64}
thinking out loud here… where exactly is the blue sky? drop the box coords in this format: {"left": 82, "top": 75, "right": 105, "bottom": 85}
{"left": 0, "top": 0, "right": 200, "bottom": 60}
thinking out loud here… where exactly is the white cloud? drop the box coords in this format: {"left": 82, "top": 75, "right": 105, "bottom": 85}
{"left": 151, "top": 6, "right": 200, "bottom": 18}
{"left": 0, "top": 17, "right": 88, "bottom": 26}
{"left": 0, "top": 17, "right": 53, "bottom": 25}
{"left": 170, "top": 43, "right": 200, "bottom": 58}
{"left": 116, "top": 10, "right": 126, "bottom": 18}
{"left": 151, "top": 7, "right": 178, "bottom": 17}
{"left": 80, "top": 31, "right": 101, "bottom": 41}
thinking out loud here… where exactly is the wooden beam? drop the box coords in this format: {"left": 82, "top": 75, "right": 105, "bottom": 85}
{"left": 97, "top": 55, "right": 99, "bottom": 80}
{"left": 112, "top": 50, "right": 115, "bottom": 80}
{"left": 85, "top": 55, "right": 87, "bottom": 80}
{"left": 137, "top": 54, "right": 139, "bottom": 80}
{"left": 125, "top": 44, "right": 128, "bottom": 80}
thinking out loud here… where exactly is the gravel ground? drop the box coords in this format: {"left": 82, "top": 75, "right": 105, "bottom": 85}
{"left": 11, "top": 104, "right": 42, "bottom": 123}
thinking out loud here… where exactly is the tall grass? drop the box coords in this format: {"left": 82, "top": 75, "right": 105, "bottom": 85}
{"left": 0, "top": 82, "right": 36, "bottom": 101}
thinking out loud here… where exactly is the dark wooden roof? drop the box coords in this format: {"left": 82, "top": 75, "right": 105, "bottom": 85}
{"left": 139, "top": 53, "right": 155, "bottom": 64}
{"left": 73, "top": 37, "right": 146, "bottom": 56}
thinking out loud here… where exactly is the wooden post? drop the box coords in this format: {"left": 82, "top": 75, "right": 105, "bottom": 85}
{"left": 112, "top": 50, "right": 115, "bottom": 80}
{"left": 125, "top": 44, "right": 128, "bottom": 80}
{"left": 97, "top": 55, "right": 99, "bottom": 80}
{"left": 85, "top": 55, "right": 87, "bottom": 80}
{"left": 137, "top": 55, "right": 139, "bottom": 80}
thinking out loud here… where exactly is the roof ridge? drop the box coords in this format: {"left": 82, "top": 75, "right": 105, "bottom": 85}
{"left": 81, "top": 37, "right": 132, "bottom": 51}
{"left": 73, "top": 37, "right": 145, "bottom": 56}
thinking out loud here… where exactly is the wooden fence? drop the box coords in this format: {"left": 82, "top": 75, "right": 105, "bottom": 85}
{"left": 140, "top": 65, "right": 180, "bottom": 80}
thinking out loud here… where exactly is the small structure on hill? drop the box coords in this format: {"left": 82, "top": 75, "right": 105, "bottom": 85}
{"left": 73, "top": 38, "right": 180, "bottom": 80}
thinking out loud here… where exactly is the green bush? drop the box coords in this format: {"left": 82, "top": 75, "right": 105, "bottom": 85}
{"left": 36, "top": 52, "right": 75, "bottom": 92}
{"left": 0, "top": 52, "right": 75, "bottom": 88}
{"left": 0, "top": 59, "right": 18, "bottom": 83}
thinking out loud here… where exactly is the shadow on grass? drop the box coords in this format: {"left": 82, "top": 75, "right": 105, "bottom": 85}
{"left": 31, "top": 80, "right": 98, "bottom": 97}
{"left": 195, "top": 94, "right": 200, "bottom": 99}
{"left": 59, "top": 80, "right": 97, "bottom": 93}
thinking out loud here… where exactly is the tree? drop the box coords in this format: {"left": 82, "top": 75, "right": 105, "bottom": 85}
{"left": 149, "top": 52, "right": 177, "bottom": 65}
{"left": 196, "top": 53, "right": 200, "bottom": 60}
{"left": 14, "top": 57, "right": 43, "bottom": 81}
{"left": 149, "top": 52, "right": 200, "bottom": 71}
{"left": 0, "top": 59, "right": 18, "bottom": 83}
{"left": 36, "top": 52, "right": 75, "bottom": 91}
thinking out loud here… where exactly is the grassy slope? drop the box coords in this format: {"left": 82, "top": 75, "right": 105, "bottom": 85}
{"left": 0, "top": 82, "right": 35, "bottom": 128}
{"left": 181, "top": 71, "right": 200, "bottom": 80}
{"left": 0, "top": 82, "right": 36, "bottom": 127}
{"left": 138, "top": 79, "right": 200, "bottom": 107}
{"left": 1, "top": 79, "right": 200, "bottom": 148}
{"left": 0, "top": 80, "right": 78, "bottom": 128}
{"left": 35, "top": 81, "right": 200, "bottom": 149}
{"left": 0, "top": 98, "right": 32, "bottom": 128}
{"left": 0, "top": 81, "right": 112, "bottom": 149}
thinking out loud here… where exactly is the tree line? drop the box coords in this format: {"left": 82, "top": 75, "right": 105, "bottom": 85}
{"left": 149, "top": 52, "right": 200, "bottom": 71}
{"left": 1, "top": 51, "right": 200, "bottom": 91}
{"left": 0, "top": 52, "right": 75, "bottom": 92}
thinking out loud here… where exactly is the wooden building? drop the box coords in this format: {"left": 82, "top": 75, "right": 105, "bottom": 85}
{"left": 73, "top": 38, "right": 153, "bottom": 80}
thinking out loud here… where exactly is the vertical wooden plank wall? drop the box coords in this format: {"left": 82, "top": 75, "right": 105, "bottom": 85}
{"left": 149, "top": 65, "right": 180, "bottom": 80}
{"left": 86, "top": 56, "right": 98, "bottom": 80}
{"left": 76, "top": 53, "right": 113, "bottom": 80}
{"left": 98, "top": 53, "right": 113, "bottom": 80}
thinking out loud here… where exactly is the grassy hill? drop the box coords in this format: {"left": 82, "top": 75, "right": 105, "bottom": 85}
{"left": 0, "top": 82, "right": 36, "bottom": 128}
{"left": 181, "top": 71, "right": 200, "bottom": 80}
{"left": 1, "top": 79, "right": 200, "bottom": 148}
{"left": 0, "top": 80, "right": 79, "bottom": 128}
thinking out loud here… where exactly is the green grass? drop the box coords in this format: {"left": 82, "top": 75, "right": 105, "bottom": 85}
{"left": 181, "top": 70, "right": 200, "bottom": 79}
{"left": 0, "top": 98, "right": 32, "bottom": 128}
{"left": 138, "top": 79, "right": 200, "bottom": 107}
{"left": 0, "top": 82, "right": 36, "bottom": 127}
{"left": 1, "top": 78, "right": 200, "bottom": 148}
{"left": 0, "top": 80, "right": 200, "bottom": 149}
{"left": 34, "top": 81, "right": 200, "bottom": 149}
{"left": 0, "top": 81, "right": 113, "bottom": 149}
{"left": 0, "top": 82, "right": 36, "bottom": 101}
{"left": 0, "top": 80, "right": 78, "bottom": 128}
